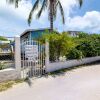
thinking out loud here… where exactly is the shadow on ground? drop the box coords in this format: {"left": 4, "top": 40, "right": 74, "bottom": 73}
{"left": 24, "top": 61, "right": 100, "bottom": 85}
{"left": 24, "top": 78, "right": 33, "bottom": 87}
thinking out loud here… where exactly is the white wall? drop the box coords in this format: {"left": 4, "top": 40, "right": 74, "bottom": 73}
{"left": 46, "top": 56, "right": 100, "bottom": 72}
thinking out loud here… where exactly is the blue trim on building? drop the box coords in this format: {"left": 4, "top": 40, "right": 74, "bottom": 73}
{"left": 21, "top": 28, "right": 50, "bottom": 42}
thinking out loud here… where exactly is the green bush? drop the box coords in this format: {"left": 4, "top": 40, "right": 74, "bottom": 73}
{"left": 0, "top": 36, "right": 8, "bottom": 41}
{"left": 40, "top": 32, "right": 100, "bottom": 60}
{"left": 67, "top": 48, "right": 83, "bottom": 60}
{"left": 0, "top": 62, "right": 8, "bottom": 70}
{"left": 41, "top": 32, "right": 76, "bottom": 61}
{"left": 76, "top": 34, "right": 100, "bottom": 57}
{"left": 0, "top": 63, "right": 5, "bottom": 70}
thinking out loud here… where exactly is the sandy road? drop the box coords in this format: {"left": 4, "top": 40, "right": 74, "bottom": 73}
{"left": 0, "top": 64, "right": 100, "bottom": 100}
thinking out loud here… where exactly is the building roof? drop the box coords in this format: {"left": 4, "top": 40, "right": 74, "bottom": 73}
{"left": 20, "top": 28, "right": 51, "bottom": 37}
{"left": 67, "top": 31, "right": 81, "bottom": 34}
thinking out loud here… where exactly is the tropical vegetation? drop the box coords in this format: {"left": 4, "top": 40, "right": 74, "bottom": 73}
{"left": 0, "top": 36, "right": 8, "bottom": 41}
{"left": 40, "top": 32, "right": 100, "bottom": 62}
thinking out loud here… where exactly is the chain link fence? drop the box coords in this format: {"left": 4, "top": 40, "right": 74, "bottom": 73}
{"left": 0, "top": 37, "right": 15, "bottom": 70}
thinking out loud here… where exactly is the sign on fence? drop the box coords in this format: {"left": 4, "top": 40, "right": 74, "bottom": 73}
{"left": 25, "top": 45, "right": 38, "bottom": 60}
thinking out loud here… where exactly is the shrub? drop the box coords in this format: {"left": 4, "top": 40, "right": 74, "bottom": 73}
{"left": 41, "top": 32, "right": 76, "bottom": 61}
{"left": 0, "top": 62, "right": 5, "bottom": 70}
{"left": 67, "top": 48, "right": 83, "bottom": 60}
{"left": 0, "top": 62, "right": 8, "bottom": 70}
{"left": 40, "top": 31, "right": 100, "bottom": 60}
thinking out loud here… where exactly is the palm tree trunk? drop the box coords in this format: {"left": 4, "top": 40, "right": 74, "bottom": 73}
{"left": 50, "top": 1, "right": 53, "bottom": 32}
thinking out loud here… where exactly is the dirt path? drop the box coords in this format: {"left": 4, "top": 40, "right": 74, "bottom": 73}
{"left": 0, "top": 64, "right": 100, "bottom": 100}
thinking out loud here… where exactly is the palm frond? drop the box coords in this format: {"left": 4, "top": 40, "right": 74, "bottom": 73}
{"left": 6, "top": 0, "right": 21, "bottom": 8}
{"left": 15, "top": 0, "right": 20, "bottom": 8}
{"left": 6, "top": 0, "right": 15, "bottom": 4}
{"left": 53, "top": 7, "right": 57, "bottom": 21}
{"left": 36, "top": 0, "right": 48, "bottom": 19}
{"left": 28, "top": 0, "right": 40, "bottom": 25}
{"left": 78, "top": 0, "right": 83, "bottom": 8}
{"left": 53, "top": 1, "right": 58, "bottom": 21}
{"left": 57, "top": 1, "right": 65, "bottom": 24}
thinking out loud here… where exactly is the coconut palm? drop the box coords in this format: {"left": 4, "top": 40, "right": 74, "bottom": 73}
{"left": 6, "top": 0, "right": 83, "bottom": 31}
{"left": 6, "top": 0, "right": 20, "bottom": 8}
{"left": 28, "top": 0, "right": 66, "bottom": 31}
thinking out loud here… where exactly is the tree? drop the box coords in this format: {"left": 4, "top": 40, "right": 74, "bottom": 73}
{"left": 74, "top": 32, "right": 100, "bottom": 57}
{"left": 40, "top": 32, "right": 76, "bottom": 61}
{"left": 28, "top": 0, "right": 65, "bottom": 31}
{"left": 6, "top": 0, "right": 83, "bottom": 31}
{"left": 0, "top": 36, "right": 8, "bottom": 41}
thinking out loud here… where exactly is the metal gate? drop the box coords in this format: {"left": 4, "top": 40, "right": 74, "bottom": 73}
{"left": 21, "top": 40, "right": 45, "bottom": 78}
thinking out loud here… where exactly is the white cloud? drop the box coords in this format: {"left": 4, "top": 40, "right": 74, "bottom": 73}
{"left": 0, "top": 0, "right": 42, "bottom": 36}
{"left": 37, "top": 0, "right": 78, "bottom": 32}
{"left": 0, "top": 0, "right": 32, "bottom": 20}
{"left": 60, "top": 0, "right": 77, "bottom": 15}
{"left": 0, "top": 0, "right": 77, "bottom": 36}
{"left": 0, "top": 0, "right": 100, "bottom": 36}
{"left": 66, "top": 11, "right": 100, "bottom": 33}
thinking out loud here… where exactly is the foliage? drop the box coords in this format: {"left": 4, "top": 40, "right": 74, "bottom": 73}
{"left": 41, "top": 32, "right": 76, "bottom": 61}
{"left": 0, "top": 62, "right": 5, "bottom": 70}
{"left": 40, "top": 32, "right": 100, "bottom": 61}
{"left": 78, "top": 32, "right": 89, "bottom": 38}
{"left": 67, "top": 48, "right": 83, "bottom": 60}
{"left": 0, "top": 62, "right": 11, "bottom": 70}
{"left": 0, "top": 36, "right": 8, "bottom": 41}
{"left": 75, "top": 33, "right": 100, "bottom": 57}
{"left": 0, "top": 43, "right": 10, "bottom": 49}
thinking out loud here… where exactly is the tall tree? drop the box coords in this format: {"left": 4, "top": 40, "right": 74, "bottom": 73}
{"left": 6, "top": 0, "right": 83, "bottom": 31}
{"left": 28, "top": 0, "right": 65, "bottom": 31}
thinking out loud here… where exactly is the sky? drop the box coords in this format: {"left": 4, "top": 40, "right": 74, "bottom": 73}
{"left": 0, "top": 0, "right": 100, "bottom": 37}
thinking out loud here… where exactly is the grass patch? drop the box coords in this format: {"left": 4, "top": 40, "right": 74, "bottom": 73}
{"left": 0, "top": 79, "right": 25, "bottom": 92}
{"left": 0, "top": 81, "right": 14, "bottom": 92}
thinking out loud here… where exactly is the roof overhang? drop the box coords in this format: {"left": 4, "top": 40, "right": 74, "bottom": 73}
{"left": 20, "top": 28, "right": 51, "bottom": 37}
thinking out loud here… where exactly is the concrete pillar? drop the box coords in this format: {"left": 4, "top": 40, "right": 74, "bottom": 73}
{"left": 15, "top": 35, "right": 21, "bottom": 78}
{"left": 45, "top": 40, "right": 49, "bottom": 72}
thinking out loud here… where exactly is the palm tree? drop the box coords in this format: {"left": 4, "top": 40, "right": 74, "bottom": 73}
{"left": 28, "top": 0, "right": 65, "bottom": 31}
{"left": 6, "top": 0, "right": 83, "bottom": 31}
{"left": 6, "top": 0, "right": 20, "bottom": 8}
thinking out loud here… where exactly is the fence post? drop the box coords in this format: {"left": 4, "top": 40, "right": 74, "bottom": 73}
{"left": 15, "top": 35, "right": 21, "bottom": 78}
{"left": 45, "top": 40, "right": 49, "bottom": 72}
